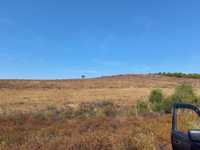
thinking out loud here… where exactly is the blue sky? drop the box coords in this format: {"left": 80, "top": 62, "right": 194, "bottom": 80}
{"left": 0, "top": 0, "right": 200, "bottom": 79}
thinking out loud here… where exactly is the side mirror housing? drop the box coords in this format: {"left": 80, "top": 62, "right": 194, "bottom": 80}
{"left": 189, "top": 129, "right": 200, "bottom": 142}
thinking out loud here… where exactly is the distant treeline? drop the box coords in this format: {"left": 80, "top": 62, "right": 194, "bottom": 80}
{"left": 156, "top": 72, "right": 200, "bottom": 79}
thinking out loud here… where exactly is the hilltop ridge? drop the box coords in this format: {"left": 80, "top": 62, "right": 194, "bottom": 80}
{"left": 0, "top": 74, "right": 200, "bottom": 89}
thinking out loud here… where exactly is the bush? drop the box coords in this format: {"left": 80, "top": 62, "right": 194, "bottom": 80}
{"left": 161, "top": 98, "right": 174, "bottom": 113}
{"left": 151, "top": 102, "right": 164, "bottom": 113}
{"left": 136, "top": 100, "right": 150, "bottom": 114}
{"left": 171, "top": 84, "right": 197, "bottom": 103}
{"left": 149, "top": 89, "right": 164, "bottom": 112}
{"left": 160, "top": 84, "right": 199, "bottom": 113}
{"left": 146, "top": 84, "right": 200, "bottom": 113}
{"left": 149, "top": 89, "right": 163, "bottom": 104}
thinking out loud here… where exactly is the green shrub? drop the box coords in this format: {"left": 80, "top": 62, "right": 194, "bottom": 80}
{"left": 171, "top": 84, "right": 197, "bottom": 103}
{"left": 149, "top": 89, "right": 164, "bottom": 112}
{"left": 161, "top": 98, "right": 174, "bottom": 113}
{"left": 149, "top": 89, "right": 163, "bottom": 104}
{"left": 136, "top": 100, "right": 150, "bottom": 114}
{"left": 195, "top": 97, "right": 200, "bottom": 107}
{"left": 160, "top": 84, "right": 200, "bottom": 113}
{"left": 133, "top": 84, "right": 200, "bottom": 114}
{"left": 151, "top": 102, "right": 164, "bottom": 112}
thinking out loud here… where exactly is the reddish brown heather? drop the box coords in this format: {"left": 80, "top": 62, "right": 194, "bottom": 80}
{"left": 1, "top": 74, "right": 199, "bottom": 149}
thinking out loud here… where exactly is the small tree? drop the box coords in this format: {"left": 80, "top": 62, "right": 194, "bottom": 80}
{"left": 149, "top": 89, "right": 165, "bottom": 112}
{"left": 149, "top": 89, "right": 163, "bottom": 104}
{"left": 81, "top": 75, "right": 86, "bottom": 79}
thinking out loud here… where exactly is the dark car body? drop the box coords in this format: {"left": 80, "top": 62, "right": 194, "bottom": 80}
{"left": 172, "top": 103, "right": 200, "bottom": 150}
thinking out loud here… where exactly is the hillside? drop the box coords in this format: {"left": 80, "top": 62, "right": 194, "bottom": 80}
{"left": 1, "top": 74, "right": 200, "bottom": 89}
{"left": 1, "top": 74, "right": 200, "bottom": 113}
{"left": 1, "top": 74, "right": 200, "bottom": 149}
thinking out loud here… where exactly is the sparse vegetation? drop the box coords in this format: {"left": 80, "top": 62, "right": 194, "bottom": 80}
{"left": 136, "top": 99, "right": 150, "bottom": 114}
{"left": 75, "top": 101, "right": 117, "bottom": 118}
{"left": 0, "top": 102, "right": 171, "bottom": 150}
{"left": 1, "top": 75, "right": 200, "bottom": 149}
{"left": 135, "top": 84, "right": 200, "bottom": 114}
{"left": 170, "top": 84, "right": 198, "bottom": 103}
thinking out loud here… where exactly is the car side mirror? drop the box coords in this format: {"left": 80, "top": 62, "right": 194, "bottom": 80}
{"left": 189, "top": 129, "right": 200, "bottom": 142}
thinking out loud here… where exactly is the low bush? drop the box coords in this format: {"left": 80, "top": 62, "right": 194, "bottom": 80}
{"left": 170, "top": 84, "right": 197, "bottom": 103}
{"left": 75, "top": 101, "right": 117, "bottom": 117}
{"left": 136, "top": 99, "right": 150, "bottom": 114}
{"left": 149, "top": 89, "right": 163, "bottom": 104}
{"left": 149, "top": 89, "right": 164, "bottom": 112}
{"left": 0, "top": 116, "right": 166, "bottom": 150}
{"left": 160, "top": 98, "right": 174, "bottom": 113}
{"left": 136, "top": 84, "right": 200, "bottom": 114}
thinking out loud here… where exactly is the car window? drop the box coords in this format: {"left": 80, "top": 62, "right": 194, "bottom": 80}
{"left": 176, "top": 108, "right": 200, "bottom": 133}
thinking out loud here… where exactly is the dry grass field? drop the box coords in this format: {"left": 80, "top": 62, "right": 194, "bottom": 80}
{"left": 1, "top": 74, "right": 200, "bottom": 149}
{"left": 1, "top": 74, "right": 200, "bottom": 113}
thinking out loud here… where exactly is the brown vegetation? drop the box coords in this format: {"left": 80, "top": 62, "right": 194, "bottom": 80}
{"left": 0, "top": 103, "right": 171, "bottom": 150}
{"left": 1, "top": 74, "right": 200, "bottom": 114}
{"left": 1, "top": 74, "right": 200, "bottom": 149}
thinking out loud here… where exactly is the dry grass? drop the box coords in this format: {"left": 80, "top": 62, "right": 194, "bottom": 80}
{"left": 0, "top": 107, "right": 172, "bottom": 150}
{"left": 1, "top": 74, "right": 200, "bottom": 149}
{"left": 1, "top": 74, "right": 200, "bottom": 113}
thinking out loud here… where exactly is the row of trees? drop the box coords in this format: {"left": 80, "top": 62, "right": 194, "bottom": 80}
{"left": 156, "top": 72, "right": 200, "bottom": 79}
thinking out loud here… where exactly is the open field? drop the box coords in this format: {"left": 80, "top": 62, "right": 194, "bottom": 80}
{"left": 1, "top": 74, "right": 200, "bottom": 149}
{"left": 1, "top": 74, "right": 200, "bottom": 113}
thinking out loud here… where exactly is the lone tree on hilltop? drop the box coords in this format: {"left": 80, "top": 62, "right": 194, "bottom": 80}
{"left": 81, "top": 75, "right": 86, "bottom": 79}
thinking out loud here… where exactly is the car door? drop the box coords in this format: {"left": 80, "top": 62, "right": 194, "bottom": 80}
{"left": 171, "top": 103, "right": 200, "bottom": 150}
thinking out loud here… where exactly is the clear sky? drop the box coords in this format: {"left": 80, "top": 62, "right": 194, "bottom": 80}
{"left": 0, "top": 0, "right": 200, "bottom": 79}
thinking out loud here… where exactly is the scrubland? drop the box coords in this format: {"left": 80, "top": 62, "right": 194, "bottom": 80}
{"left": 1, "top": 74, "right": 200, "bottom": 149}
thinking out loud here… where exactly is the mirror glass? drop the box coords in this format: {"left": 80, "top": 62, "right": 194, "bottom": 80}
{"left": 176, "top": 108, "right": 200, "bottom": 133}
{"left": 189, "top": 130, "right": 200, "bottom": 142}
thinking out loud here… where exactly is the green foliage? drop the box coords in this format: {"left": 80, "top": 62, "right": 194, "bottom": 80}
{"left": 149, "top": 89, "right": 163, "bottom": 104}
{"left": 170, "top": 84, "right": 197, "bottom": 103}
{"left": 136, "top": 100, "right": 149, "bottom": 114}
{"left": 161, "top": 84, "right": 200, "bottom": 112}
{"left": 196, "top": 97, "right": 200, "bottom": 107}
{"left": 161, "top": 98, "right": 174, "bottom": 113}
{"left": 140, "top": 84, "right": 200, "bottom": 114}
{"left": 157, "top": 72, "right": 200, "bottom": 79}
{"left": 149, "top": 89, "right": 164, "bottom": 112}
{"left": 151, "top": 102, "right": 164, "bottom": 112}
